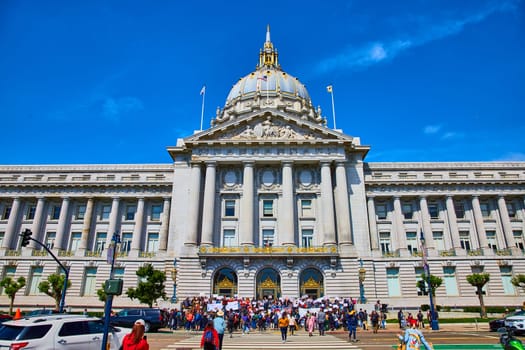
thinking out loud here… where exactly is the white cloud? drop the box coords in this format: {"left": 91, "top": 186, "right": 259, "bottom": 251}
{"left": 102, "top": 97, "right": 144, "bottom": 121}
{"left": 315, "top": 1, "right": 519, "bottom": 73}
{"left": 441, "top": 131, "right": 464, "bottom": 140}
{"left": 495, "top": 152, "right": 525, "bottom": 161}
{"left": 424, "top": 125, "right": 441, "bottom": 134}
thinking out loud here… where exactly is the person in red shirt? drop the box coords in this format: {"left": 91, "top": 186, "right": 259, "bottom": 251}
{"left": 122, "top": 319, "right": 149, "bottom": 350}
{"left": 200, "top": 320, "right": 220, "bottom": 350}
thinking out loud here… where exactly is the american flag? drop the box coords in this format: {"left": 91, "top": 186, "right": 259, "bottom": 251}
{"left": 257, "top": 75, "right": 267, "bottom": 81}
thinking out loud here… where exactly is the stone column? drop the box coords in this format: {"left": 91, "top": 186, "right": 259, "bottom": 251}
{"left": 471, "top": 195, "right": 490, "bottom": 254}
{"left": 130, "top": 197, "right": 145, "bottom": 254}
{"left": 201, "top": 162, "right": 217, "bottom": 246}
{"left": 279, "top": 161, "right": 295, "bottom": 246}
{"left": 29, "top": 197, "right": 46, "bottom": 249}
{"left": 105, "top": 197, "right": 121, "bottom": 248}
{"left": 367, "top": 196, "right": 379, "bottom": 251}
{"left": 445, "top": 196, "right": 464, "bottom": 255}
{"left": 239, "top": 161, "right": 255, "bottom": 246}
{"left": 419, "top": 196, "right": 436, "bottom": 253}
{"left": 78, "top": 198, "right": 94, "bottom": 254}
{"left": 320, "top": 161, "right": 336, "bottom": 245}
{"left": 497, "top": 196, "right": 519, "bottom": 254}
{"left": 159, "top": 197, "right": 171, "bottom": 251}
{"left": 334, "top": 161, "right": 352, "bottom": 245}
{"left": 2, "top": 197, "right": 21, "bottom": 250}
{"left": 393, "top": 196, "right": 408, "bottom": 256}
{"left": 54, "top": 197, "right": 71, "bottom": 250}
{"left": 186, "top": 162, "right": 202, "bottom": 246}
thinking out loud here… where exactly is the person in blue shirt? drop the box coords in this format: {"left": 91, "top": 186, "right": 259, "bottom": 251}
{"left": 213, "top": 310, "right": 226, "bottom": 350}
{"left": 346, "top": 310, "right": 358, "bottom": 343}
{"left": 398, "top": 322, "right": 433, "bottom": 349}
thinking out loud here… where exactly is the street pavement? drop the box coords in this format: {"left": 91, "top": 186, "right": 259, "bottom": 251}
{"left": 147, "top": 323, "right": 510, "bottom": 350}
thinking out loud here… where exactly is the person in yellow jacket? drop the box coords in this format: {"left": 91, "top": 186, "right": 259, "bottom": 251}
{"left": 278, "top": 311, "right": 290, "bottom": 343}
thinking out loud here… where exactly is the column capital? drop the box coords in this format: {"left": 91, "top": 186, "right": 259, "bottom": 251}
{"left": 419, "top": 195, "right": 428, "bottom": 200}
{"left": 281, "top": 160, "right": 293, "bottom": 167}
{"left": 204, "top": 161, "right": 217, "bottom": 167}
{"left": 445, "top": 195, "right": 454, "bottom": 200}
{"left": 243, "top": 161, "right": 256, "bottom": 167}
{"left": 320, "top": 160, "right": 332, "bottom": 167}
{"left": 335, "top": 160, "right": 347, "bottom": 166}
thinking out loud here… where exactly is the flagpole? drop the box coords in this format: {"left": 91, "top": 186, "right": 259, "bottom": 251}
{"left": 200, "top": 86, "right": 206, "bottom": 131}
{"left": 330, "top": 88, "right": 336, "bottom": 129}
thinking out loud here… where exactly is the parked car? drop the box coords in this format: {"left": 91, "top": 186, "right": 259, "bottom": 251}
{"left": 504, "top": 310, "right": 525, "bottom": 335}
{"left": 0, "top": 314, "right": 12, "bottom": 323}
{"left": 490, "top": 318, "right": 506, "bottom": 331}
{"left": 110, "top": 308, "right": 166, "bottom": 332}
{"left": 0, "top": 314, "right": 130, "bottom": 350}
{"left": 25, "top": 309, "right": 57, "bottom": 317}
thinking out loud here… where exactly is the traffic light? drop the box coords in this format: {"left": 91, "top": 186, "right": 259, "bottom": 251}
{"left": 20, "top": 229, "right": 32, "bottom": 247}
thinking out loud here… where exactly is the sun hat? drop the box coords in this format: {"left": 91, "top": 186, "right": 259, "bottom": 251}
{"left": 217, "top": 310, "right": 224, "bottom": 316}
{"left": 349, "top": 310, "right": 356, "bottom": 315}
{"left": 135, "top": 319, "right": 145, "bottom": 326}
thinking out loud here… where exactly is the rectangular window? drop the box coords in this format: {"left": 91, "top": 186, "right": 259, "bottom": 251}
{"left": 376, "top": 204, "right": 387, "bottom": 220}
{"left": 27, "top": 205, "right": 36, "bottom": 220}
{"left": 507, "top": 202, "right": 516, "bottom": 218}
{"left": 76, "top": 205, "right": 86, "bottom": 220}
{"left": 120, "top": 232, "right": 133, "bottom": 253}
{"left": 433, "top": 231, "right": 445, "bottom": 251}
{"left": 0, "top": 232, "right": 4, "bottom": 248}
{"left": 69, "top": 232, "right": 81, "bottom": 251}
{"left": 415, "top": 267, "right": 427, "bottom": 295}
{"left": 480, "top": 202, "right": 491, "bottom": 218}
{"left": 262, "top": 200, "right": 274, "bottom": 217}
{"left": 51, "top": 205, "right": 61, "bottom": 220}
{"left": 443, "top": 266, "right": 459, "bottom": 296}
{"left": 514, "top": 230, "right": 524, "bottom": 251}
{"left": 0, "top": 266, "right": 16, "bottom": 295}
{"left": 82, "top": 267, "right": 97, "bottom": 296}
{"left": 224, "top": 200, "right": 235, "bottom": 217}
{"left": 387, "top": 268, "right": 401, "bottom": 297}
{"left": 45, "top": 232, "right": 56, "bottom": 249}
{"left": 125, "top": 205, "right": 136, "bottom": 221}
{"left": 147, "top": 232, "right": 159, "bottom": 252}
{"left": 454, "top": 201, "right": 465, "bottom": 219}
{"left": 402, "top": 203, "right": 413, "bottom": 220}
{"left": 262, "top": 229, "right": 274, "bottom": 247}
{"left": 428, "top": 204, "right": 439, "bottom": 219}
{"left": 94, "top": 232, "right": 107, "bottom": 252}
{"left": 301, "top": 229, "right": 313, "bottom": 248}
{"left": 459, "top": 231, "right": 471, "bottom": 251}
{"left": 379, "top": 232, "right": 391, "bottom": 254}
{"left": 486, "top": 230, "right": 497, "bottom": 251}
{"left": 151, "top": 204, "right": 162, "bottom": 221}
{"left": 28, "top": 266, "right": 44, "bottom": 295}
{"left": 2, "top": 206, "right": 11, "bottom": 220}
{"left": 500, "top": 266, "right": 516, "bottom": 295}
{"left": 406, "top": 231, "right": 418, "bottom": 254}
{"left": 101, "top": 205, "right": 111, "bottom": 220}
{"left": 113, "top": 267, "right": 125, "bottom": 280}
{"left": 223, "top": 229, "right": 236, "bottom": 247}
{"left": 301, "top": 199, "right": 313, "bottom": 217}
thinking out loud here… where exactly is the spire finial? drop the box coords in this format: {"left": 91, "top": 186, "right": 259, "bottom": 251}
{"left": 266, "top": 24, "right": 271, "bottom": 43}
{"left": 258, "top": 25, "right": 280, "bottom": 70}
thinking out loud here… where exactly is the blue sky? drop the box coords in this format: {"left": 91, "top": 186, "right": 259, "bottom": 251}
{"left": 1, "top": 0, "right": 523, "bottom": 164}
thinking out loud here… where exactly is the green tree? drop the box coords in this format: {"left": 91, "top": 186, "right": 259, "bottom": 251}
{"left": 127, "top": 264, "right": 166, "bottom": 308}
{"left": 38, "top": 273, "right": 72, "bottom": 311}
{"left": 467, "top": 273, "right": 490, "bottom": 318}
{"left": 0, "top": 276, "right": 26, "bottom": 315}
{"left": 511, "top": 274, "right": 525, "bottom": 293}
{"left": 97, "top": 283, "right": 107, "bottom": 303}
{"left": 417, "top": 273, "right": 443, "bottom": 305}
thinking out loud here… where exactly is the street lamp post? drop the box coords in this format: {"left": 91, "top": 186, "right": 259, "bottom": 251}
{"left": 358, "top": 258, "right": 366, "bottom": 304}
{"left": 420, "top": 231, "right": 439, "bottom": 330}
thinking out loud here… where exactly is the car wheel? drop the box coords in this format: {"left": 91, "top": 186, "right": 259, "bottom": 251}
{"left": 144, "top": 321, "right": 151, "bottom": 332}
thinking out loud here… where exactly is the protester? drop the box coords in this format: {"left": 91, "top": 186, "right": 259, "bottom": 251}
{"left": 346, "top": 310, "right": 358, "bottom": 343}
{"left": 278, "top": 311, "right": 290, "bottom": 343}
{"left": 201, "top": 320, "right": 220, "bottom": 350}
{"left": 122, "top": 319, "right": 149, "bottom": 350}
{"left": 213, "top": 310, "right": 225, "bottom": 350}
{"left": 306, "top": 312, "right": 316, "bottom": 337}
{"left": 370, "top": 310, "right": 379, "bottom": 333}
{"left": 398, "top": 322, "right": 433, "bottom": 350}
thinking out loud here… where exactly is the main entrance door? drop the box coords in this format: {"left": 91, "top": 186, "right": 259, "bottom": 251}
{"left": 300, "top": 268, "right": 324, "bottom": 299}
{"left": 213, "top": 268, "right": 237, "bottom": 297}
{"left": 256, "top": 267, "right": 281, "bottom": 299}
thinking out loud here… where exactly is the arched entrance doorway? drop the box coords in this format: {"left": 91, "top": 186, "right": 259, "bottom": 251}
{"left": 213, "top": 267, "right": 237, "bottom": 297}
{"left": 256, "top": 267, "right": 281, "bottom": 299}
{"left": 300, "top": 268, "right": 324, "bottom": 299}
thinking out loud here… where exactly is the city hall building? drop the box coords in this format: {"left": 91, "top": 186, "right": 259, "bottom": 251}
{"left": 1, "top": 29, "right": 524, "bottom": 311}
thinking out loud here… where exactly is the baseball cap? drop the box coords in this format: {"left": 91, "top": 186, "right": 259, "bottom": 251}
{"left": 135, "top": 319, "right": 145, "bottom": 326}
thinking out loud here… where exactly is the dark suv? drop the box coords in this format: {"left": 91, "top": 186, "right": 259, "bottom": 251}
{"left": 110, "top": 308, "right": 166, "bottom": 332}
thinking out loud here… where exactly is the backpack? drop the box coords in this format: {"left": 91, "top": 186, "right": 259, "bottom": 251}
{"left": 204, "top": 330, "right": 213, "bottom": 343}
